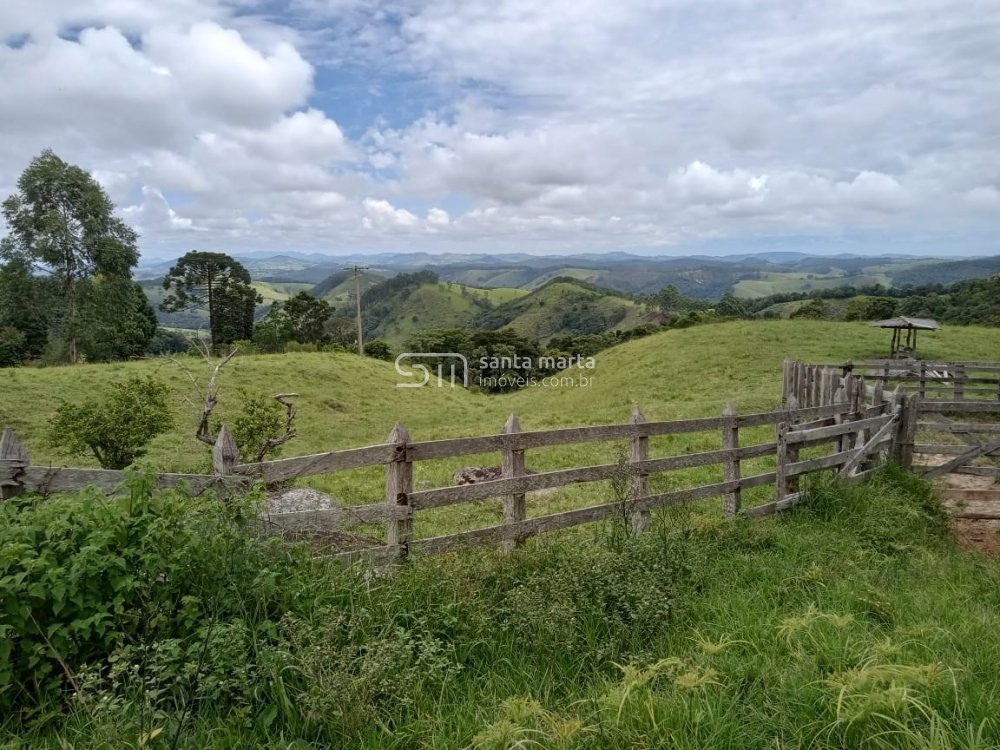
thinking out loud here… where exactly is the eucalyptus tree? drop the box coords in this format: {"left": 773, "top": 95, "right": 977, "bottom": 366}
{"left": 1, "top": 150, "right": 140, "bottom": 363}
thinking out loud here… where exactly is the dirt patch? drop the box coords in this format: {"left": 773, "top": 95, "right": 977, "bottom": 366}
{"left": 952, "top": 519, "right": 1000, "bottom": 556}
{"left": 923, "top": 452, "right": 1000, "bottom": 556}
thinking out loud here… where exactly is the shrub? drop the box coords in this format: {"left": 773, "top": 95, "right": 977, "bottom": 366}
{"left": 224, "top": 389, "right": 288, "bottom": 462}
{"left": 46, "top": 376, "right": 174, "bottom": 469}
{"left": 365, "top": 339, "right": 392, "bottom": 361}
{"left": 0, "top": 479, "right": 315, "bottom": 719}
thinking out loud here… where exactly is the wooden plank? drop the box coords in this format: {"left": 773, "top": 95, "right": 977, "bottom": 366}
{"left": 950, "top": 510, "right": 1000, "bottom": 520}
{"left": 406, "top": 435, "right": 505, "bottom": 461}
{"left": 235, "top": 443, "right": 397, "bottom": 482}
{"left": 860, "top": 359, "right": 1000, "bottom": 372}
{"left": 950, "top": 466, "right": 1000, "bottom": 477}
{"left": 737, "top": 402, "right": 851, "bottom": 428}
{"left": 922, "top": 436, "right": 1000, "bottom": 479}
{"left": 408, "top": 417, "right": 727, "bottom": 461}
{"left": 838, "top": 414, "right": 898, "bottom": 477}
{"left": 867, "top": 375, "right": 1000, "bottom": 385}
{"left": 913, "top": 443, "right": 1000, "bottom": 455}
{"left": 407, "top": 444, "right": 775, "bottom": 510}
{"left": 739, "top": 442, "right": 778, "bottom": 459}
{"left": 916, "top": 422, "right": 1000, "bottom": 434}
{"left": 785, "top": 414, "right": 893, "bottom": 445}
{"left": 920, "top": 402, "right": 1000, "bottom": 414}
{"left": 337, "top": 545, "right": 403, "bottom": 567}
{"left": 413, "top": 503, "right": 617, "bottom": 556}
{"left": 786, "top": 450, "right": 851, "bottom": 477}
{"left": 943, "top": 489, "right": 1000, "bottom": 503}
{"left": 4, "top": 465, "right": 245, "bottom": 495}
{"left": 743, "top": 491, "right": 805, "bottom": 519}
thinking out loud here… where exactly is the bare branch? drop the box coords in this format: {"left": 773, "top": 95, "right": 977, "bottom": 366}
{"left": 170, "top": 345, "right": 239, "bottom": 446}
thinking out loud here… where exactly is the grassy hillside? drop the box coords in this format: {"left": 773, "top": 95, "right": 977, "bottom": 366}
{"left": 733, "top": 269, "right": 892, "bottom": 298}
{"left": 365, "top": 281, "right": 493, "bottom": 347}
{"left": 5, "top": 320, "right": 998, "bottom": 464}
{"left": 309, "top": 269, "right": 386, "bottom": 306}
{"left": 251, "top": 280, "right": 314, "bottom": 305}
{"left": 476, "top": 280, "right": 660, "bottom": 342}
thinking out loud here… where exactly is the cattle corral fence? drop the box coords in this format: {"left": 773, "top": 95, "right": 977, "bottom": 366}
{"left": 785, "top": 358, "right": 1000, "bottom": 519}
{"left": 1, "top": 362, "right": 910, "bottom": 563}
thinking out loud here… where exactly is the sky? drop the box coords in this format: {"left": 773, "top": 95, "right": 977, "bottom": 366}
{"left": 0, "top": 0, "right": 998, "bottom": 260}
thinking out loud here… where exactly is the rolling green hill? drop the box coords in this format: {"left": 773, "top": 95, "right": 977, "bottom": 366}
{"left": 474, "top": 279, "right": 663, "bottom": 342}
{"left": 309, "top": 269, "right": 386, "bottom": 306}
{"left": 365, "top": 281, "right": 493, "bottom": 346}
{"left": 251, "top": 280, "right": 314, "bottom": 304}
{"left": 732, "top": 270, "right": 893, "bottom": 298}
{"left": 7, "top": 319, "right": 997, "bottom": 477}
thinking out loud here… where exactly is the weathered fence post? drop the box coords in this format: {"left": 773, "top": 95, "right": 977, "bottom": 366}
{"left": 212, "top": 425, "right": 239, "bottom": 501}
{"left": 833, "top": 380, "right": 848, "bottom": 452}
{"left": 629, "top": 407, "right": 651, "bottom": 533}
{"left": 501, "top": 413, "right": 527, "bottom": 550}
{"left": 212, "top": 425, "right": 238, "bottom": 477}
{"left": 954, "top": 364, "right": 965, "bottom": 401}
{"left": 722, "top": 402, "right": 741, "bottom": 518}
{"left": 775, "top": 418, "right": 790, "bottom": 504}
{"left": 781, "top": 357, "right": 792, "bottom": 404}
{"left": 0, "top": 428, "right": 30, "bottom": 501}
{"left": 919, "top": 361, "right": 927, "bottom": 400}
{"left": 385, "top": 422, "right": 413, "bottom": 560}
{"left": 900, "top": 396, "right": 919, "bottom": 470}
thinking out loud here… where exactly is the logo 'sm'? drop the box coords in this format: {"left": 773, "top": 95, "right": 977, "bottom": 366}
{"left": 395, "top": 352, "right": 470, "bottom": 388}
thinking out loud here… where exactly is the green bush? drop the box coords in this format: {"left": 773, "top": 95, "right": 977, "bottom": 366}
{"left": 222, "top": 390, "right": 288, "bottom": 463}
{"left": 46, "top": 376, "right": 174, "bottom": 469}
{"left": 364, "top": 339, "right": 392, "bottom": 361}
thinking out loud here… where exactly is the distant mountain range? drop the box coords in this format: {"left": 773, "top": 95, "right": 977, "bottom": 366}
{"left": 138, "top": 251, "right": 1000, "bottom": 337}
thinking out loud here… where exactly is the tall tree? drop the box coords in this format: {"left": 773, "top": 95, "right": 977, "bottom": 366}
{"left": 0, "top": 255, "right": 54, "bottom": 361}
{"left": 283, "top": 292, "right": 332, "bottom": 344}
{"left": 78, "top": 279, "right": 159, "bottom": 361}
{"left": 160, "top": 251, "right": 261, "bottom": 347}
{"left": 1, "top": 150, "right": 139, "bottom": 363}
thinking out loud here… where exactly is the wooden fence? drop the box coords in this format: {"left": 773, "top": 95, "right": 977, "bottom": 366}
{"left": 784, "top": 359, "right": 1000, "bottom": 518}
{"left": 2, "top": 374, "right": 905, "bottom": 563}
{"left": 784, "top": 359, "right": 1000, "bottom": 411}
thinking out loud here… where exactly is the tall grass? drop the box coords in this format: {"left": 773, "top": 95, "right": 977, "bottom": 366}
{"left": 2, "top": 466, "right": 999, "bottom": 748}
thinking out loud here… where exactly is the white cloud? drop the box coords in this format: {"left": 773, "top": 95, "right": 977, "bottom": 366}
{"left": 427, "top": 207, "right": 450, "bottom": 226}
{"left": 362, "top": 198, "right": 419, "bottom": 229}
{"left": 0, "top": 0, "right": 998, "bottom": 255}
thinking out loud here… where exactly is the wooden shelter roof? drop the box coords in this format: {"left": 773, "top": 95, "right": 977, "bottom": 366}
{"left": 867, "top": 316, "right": 940, "bottom": 330}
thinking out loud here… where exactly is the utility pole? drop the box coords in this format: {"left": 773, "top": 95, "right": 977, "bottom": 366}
{"left": 343, "top": 265, "right": 369, "bottom": 355}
